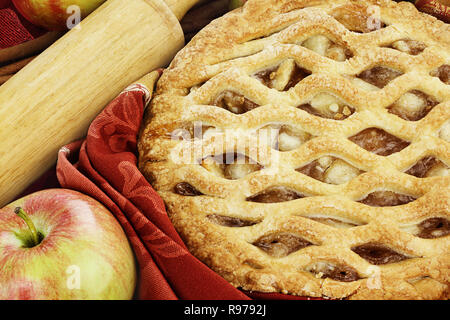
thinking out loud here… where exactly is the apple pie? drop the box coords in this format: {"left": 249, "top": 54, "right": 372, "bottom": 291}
{"left": 138, "top": 0, "right": 449, "bottom": 299}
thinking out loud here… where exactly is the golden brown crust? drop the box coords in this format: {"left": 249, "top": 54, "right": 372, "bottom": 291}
{"left": 138, "top": 0, "right": 450, "bottom": 299}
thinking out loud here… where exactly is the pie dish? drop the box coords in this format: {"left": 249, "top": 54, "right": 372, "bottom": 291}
{"left": 138, "top": 0, "right": 450, "bottom": 299}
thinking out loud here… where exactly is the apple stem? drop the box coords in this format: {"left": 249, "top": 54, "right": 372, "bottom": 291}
{"left": 15, "top": 207, "right": 40, "bottom": 247}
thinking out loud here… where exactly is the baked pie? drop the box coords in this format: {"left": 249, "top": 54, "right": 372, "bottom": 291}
{"left": 138, "top": 0, "right": 450, "bottom": 299}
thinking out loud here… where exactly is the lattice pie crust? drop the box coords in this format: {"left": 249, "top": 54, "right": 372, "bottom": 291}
{"left": 138, "top": 0, "right": 450, "bottom": 299}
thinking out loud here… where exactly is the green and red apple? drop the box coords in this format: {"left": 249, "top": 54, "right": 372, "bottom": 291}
{"left": 12, "top": 0, "right": 106, "bottom": 30}
{"left": 0, "top": 189, "right": 136, "bottom": 300}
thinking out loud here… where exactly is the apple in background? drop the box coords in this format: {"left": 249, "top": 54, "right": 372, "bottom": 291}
{"left": 229, "top": 0, "right": 247, "bottom": 10}
{"left": 0, "top": 189, "right": 136, "bottom": 300}
{"left": 12, "top": 0, "right": 106, "bottom": 30}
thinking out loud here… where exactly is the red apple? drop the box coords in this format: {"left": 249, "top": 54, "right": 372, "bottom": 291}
{"left": 12, "top": 0, "right": 106, "bottom": 30}
{"left": 229, "top": 0, "right": 247, "bottom": 10}
{"left": 0, "top": 189, "right": 136, "bottom": 300}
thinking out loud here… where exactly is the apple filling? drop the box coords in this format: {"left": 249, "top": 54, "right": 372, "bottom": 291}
{"left": 213, "top": 90, "right": 259, "bottom": 114}
{"left": 301, "top": 35, "right": 353, "bottom": 61}
{"left": 297, "top": 92, "right": 355, "bottom": 120}
{"left": 305, "top": 215, "right": 361, "bottom": 229}
{"left": 357, "top": 66, "right": 403, "bottom": 88}
{"left": 201, "top": 153, "right": 262, "bottom": 180}
{"left": 351, "top": 243, "right": 409, "bottom": 265}
{"left": 387, "top": 90, "right": 439, "bottom": 121}
{"left": 297, "top": 156, "right": 363, "bottom": 185}
{"left": 206, "top": 214, "right": 259, "bottom": 227}
{"left": 416, "top": 218, "right": 450, "bottom": 239}
{"left": 252, "top": 232, "right": 313, "bottom": 258}
{"left": 358, "top": 191, "right": 416, "bottom": 207}
{"left": 259, "top": 124, "right": 313, "bottom": 152}
{"left": 246, "top": 186, "right": 305, "bottom": 203}
{"left": 349, "top": 128, "right": 410, "bottom": 156}
{"left": 431, "top": 65, "right": 450, "bottom": 85}
{"left": 252, "top": 59, "right": 311, "bottom": 91}
{"left": 388, "top": 39, "right": 426, "bottom": 55}
{"left": 400, "top": 217, "right": 450, "bottom": 239}
{"left": 305, "top": 261, "right": 361, "bottom": 282}
{"left": 331, "top": 3, "right": 386, "bottom": 33}
{"left": 278, "top": 125, "right": 313, "bottom": 151}
{"left": 405, "top": 156, "right": 449, "bottom": 178}
{"left": 174, "top": 182, "right": 203, "bottom": 196}
{"left": 170, "top": 122, "right": 217, "bottom": 140}
{"left": 439, "top": 121, "right": 450, "bottom": 142}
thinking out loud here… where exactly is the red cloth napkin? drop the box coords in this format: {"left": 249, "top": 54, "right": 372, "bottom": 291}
{"left": 0, "top": 0, "right": 46, "bottom": 49}
{"left": 53, "top": 80, "right": 318, "bottom": 300}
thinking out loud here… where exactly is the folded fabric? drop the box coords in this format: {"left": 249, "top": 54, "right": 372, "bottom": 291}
{"left": 0, "top": 0, "right": 46, "bottom": 49}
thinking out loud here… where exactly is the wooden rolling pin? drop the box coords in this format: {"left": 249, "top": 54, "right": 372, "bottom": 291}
{"left": 0, "top": 0, "right": 200, "bottom": 207}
